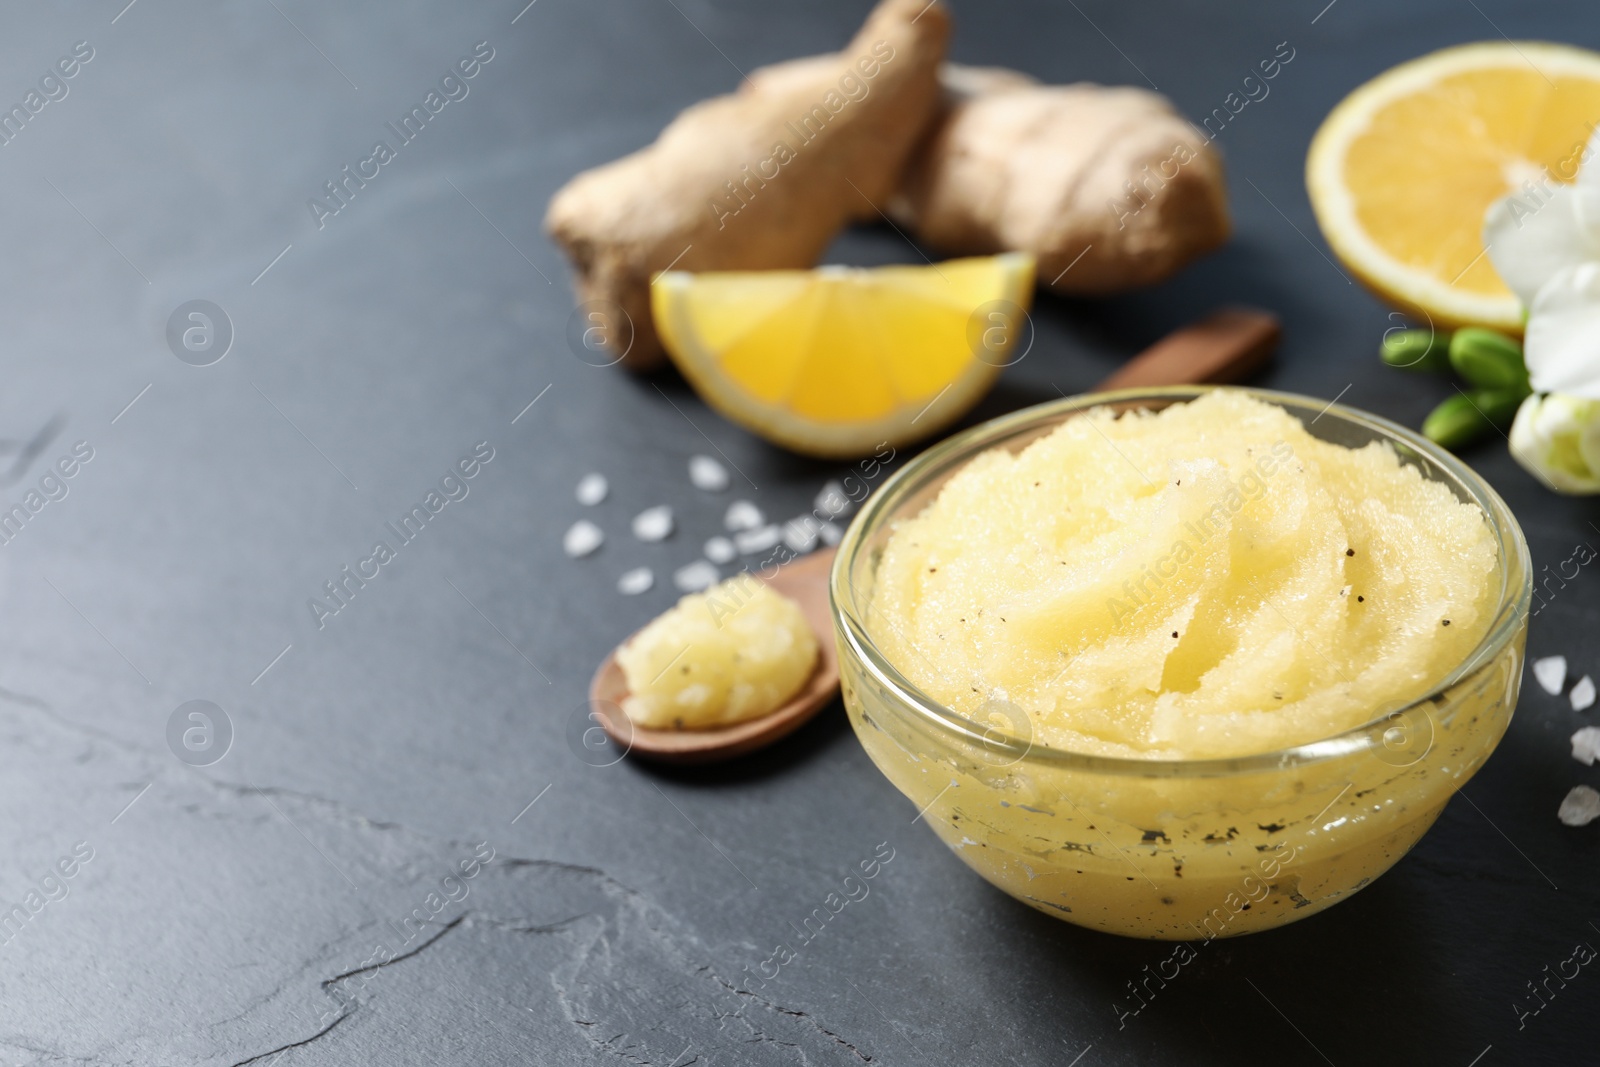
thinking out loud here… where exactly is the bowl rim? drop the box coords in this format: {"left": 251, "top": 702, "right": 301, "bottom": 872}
{"left": 828, "top": 385, "right": 1532, "bottom": 778}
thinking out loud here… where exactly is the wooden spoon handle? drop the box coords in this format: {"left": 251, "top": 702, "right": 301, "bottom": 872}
{"left": 1095, "top": 307, "right": 1280, "bottom": 391}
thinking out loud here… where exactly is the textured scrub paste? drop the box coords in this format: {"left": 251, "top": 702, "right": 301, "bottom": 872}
{"left": 618, "top": 574, "right": 818, "bottom": 729}
{"left": 872, "top": 390, "right": 1498, "bottom": 758}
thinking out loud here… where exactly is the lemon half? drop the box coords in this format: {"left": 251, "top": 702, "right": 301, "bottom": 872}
{"left": 1307, "top": 41, "right": 1600, "bottom": 331}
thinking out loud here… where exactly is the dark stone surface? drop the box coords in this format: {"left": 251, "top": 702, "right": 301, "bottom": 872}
{"left": 0, "top": 0, "right": 1592, "bottom": 1063}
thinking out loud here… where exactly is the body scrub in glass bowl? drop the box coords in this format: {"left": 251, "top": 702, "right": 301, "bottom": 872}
{"left": 832, "top": 387, "right": 1530, "bottom": 938}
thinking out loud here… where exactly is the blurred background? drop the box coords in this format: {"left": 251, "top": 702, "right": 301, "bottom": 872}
{"left": 0, "top": 1, "right": 1592, "bottom": 1064}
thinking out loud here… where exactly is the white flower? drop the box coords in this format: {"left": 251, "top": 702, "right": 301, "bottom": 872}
{"left": 1508, "top": 392, "right": 1600, "bottom": 493}
{"left": 1483, "top": 128, "right": 1600, "bottom": 397}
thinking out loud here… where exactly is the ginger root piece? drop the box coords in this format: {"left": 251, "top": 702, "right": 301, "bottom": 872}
{"left": 544, "top": 0, "right": 950, "bottom": 371}
{"left": 894, "top": 65, "right": 1230, "bottom": 294}
{"left": 745, "top": 58, "right": 1036, "bottom": 225}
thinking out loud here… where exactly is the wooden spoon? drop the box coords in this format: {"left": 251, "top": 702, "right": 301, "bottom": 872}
{"left": 587, "top": 545, "right": 840, "bottom": 764}
{"left": 1095, "top": 306, "right": 1279, "bottom": 391}
{"left": 587, "top": 305, "right": 1280, "bottom": 763}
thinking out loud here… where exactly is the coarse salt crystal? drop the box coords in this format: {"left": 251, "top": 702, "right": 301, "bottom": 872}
{"left": 1572, "top": 675, "right": 1596, "bottom": 711}
{"left": 734, "top": 524, "right": 782, "bottom": 554}
{"left": 1557, "top": 785, "right": 1600, "bottom": 827}
{"left": 688, "top": 455, "right": 730, "bottom": 492}
{"left": 673, "top": 560, "right": 719, "bottom": 592}
{"left": 1532, "top": 655, "right": 1567, "bottom": 695}
{"left": 617, "top": 567, "right": 653, "bottom": 595}
{"left": 820, "top": 521, "right": 844, "bottom": 546}
{"left": 1571, "top": 726, "right": 1600, "bottom": 766}
{"left": 816, "top": 480, "right": 852, "bottom": 518}
{"left": 725, "top": 500, "right": 763, "bottom": 532}
{"left": 575, "top": 473, "right": 608, "bottom": 506}
{"left": 563, "top": 520, "right": 603, "bottom": 558}
{"left": 704, "top": 536, "right": 736, "bottom": 564}
{"left": 632, "top": 505, "right": 674, "bottom": 542}
{"left": 783, "top": 516, "right": 820, "bottom": 554}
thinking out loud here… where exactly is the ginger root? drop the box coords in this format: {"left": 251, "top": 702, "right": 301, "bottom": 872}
{"left": 544, "top": 0, "right": 949, "bottom": 371}
{"left": 892, "top": 65, "right": 1230, "bottom": 294}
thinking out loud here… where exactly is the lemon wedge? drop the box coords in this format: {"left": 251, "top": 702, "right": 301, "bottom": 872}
{"left": 1307, "top": 41, "right": 1600, "bottom": 331}
{"left": 651, "top": 253, "right": 1035, "bottom": 459}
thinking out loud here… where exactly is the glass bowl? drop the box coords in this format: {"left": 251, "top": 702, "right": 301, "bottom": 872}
{"left": 830, "top": 386, "right": 1530, "bottom": 939}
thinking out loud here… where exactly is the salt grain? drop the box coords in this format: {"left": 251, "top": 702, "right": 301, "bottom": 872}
{"left": 688, "top": 455, "right": 730, "bottom": 492}
{"left": 617, "top": 567, "right": 654, "bottom": 595}
{"left": 1557, "top": 785, "right": 1600, "bottom": 827}
{"left": 1571, "top": 726, "right": 1600, "bottom": 766}
{"left": 820, "top": 521, "right": 844, "bottom": 546}
{"left": 734, "top": 524, "right": 781, "bottom": 554}
{"left": 632, "top": 505, "right": 674, "bottom": 542}
{"left": 563, "top": 520, "right": 604, "bottom": 558}
{"left": 1574, "top": 675, "right": 1596, "bottom": 711}
{"left": 1532, "top": 655, "right": 1567, "bottom": 695}
{"left": 816, "top": 480, "right": 853, "bottom": 518}
{"left": 674, "top": 560, "right": 719, "bottom": 592}
{"left": 704, "top": 536, "right": 736, "bottom": 564}
{"left": 725, "top": 500, "right": 764, "bottom": 531}
{"left": 575, "top": 473, "right": 608, "bottom": 506}
{"left": 783, "top": 516, "right": 820, "bottom": 554}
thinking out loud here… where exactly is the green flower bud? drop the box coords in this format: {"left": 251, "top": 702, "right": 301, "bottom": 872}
{"left": 1422, "top": 393, "right": 1494, "bottom": 450}
{"left": 1381, "top": 329, "right": 1451, "bottom": 372}
{"left": 1472, "top": 388, "right": 1524, "bottom": 429}
{"left": 1448, "top": 328, "right": 1528, "bottom": 392}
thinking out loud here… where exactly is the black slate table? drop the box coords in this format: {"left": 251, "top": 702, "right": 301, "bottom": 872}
{"left": 0, "top": 1, "right": 1594, "bottom": 1064}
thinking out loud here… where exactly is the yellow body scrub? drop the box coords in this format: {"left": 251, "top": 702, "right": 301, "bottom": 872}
{"left": 619, "top": 575, "right": 818, "bottom": 729}
{"left": 836, "top": 388, "right": 1529, "bottom": 937}
{"left": 873, "top": 390, "right": 1497, "bottom": 758}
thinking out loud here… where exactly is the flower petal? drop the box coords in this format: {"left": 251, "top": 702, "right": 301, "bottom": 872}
{"left": 1484, "top": 184, "right": 1600, "bottom": 307}
{"left": 1508, "top": 392, "right": 1600, "bottom": 494}
{"left": 1580, "top": 407, "right": 1600, "bottom": 480}
{"left": 1525, "top": 263, "right": 1600, "bottom": 398}
{"left": 1572, "top": 126, "right": 1600, "bottom": 233}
